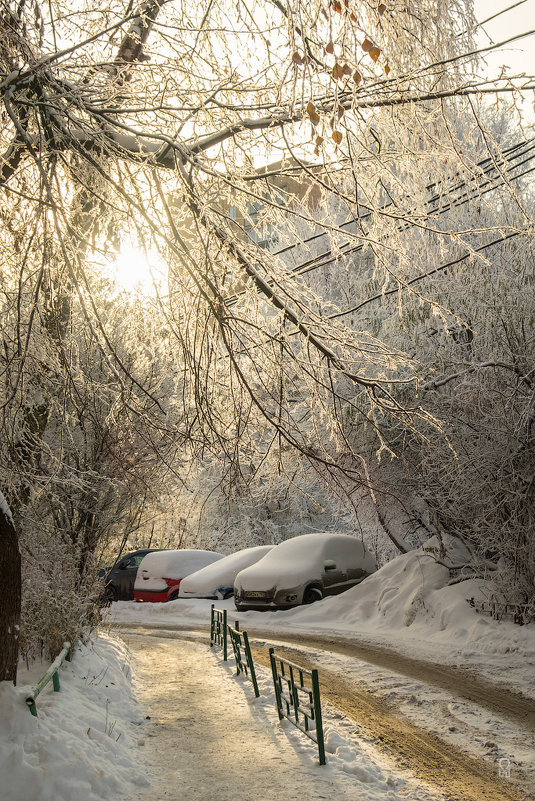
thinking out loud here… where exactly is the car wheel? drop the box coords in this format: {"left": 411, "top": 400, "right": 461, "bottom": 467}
{"left": 168, "top": 590, "right": 180, "bottom": 601}
{"left": 102, "top": 585, "right": 117, "bottom": 606}
{"left": 303, "top": 586, "right": 323, "bottom": 604}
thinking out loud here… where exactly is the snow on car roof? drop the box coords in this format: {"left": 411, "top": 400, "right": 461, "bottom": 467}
{"left": 138, "top": 549, "right": 224, "bottom": 579}
{"left": 248, "top": 533, "right": 367, "bottom": 563}
{"left": 235, "top": 533, "right": 373, "bottom": 590}
{"left": 179, "top": 545, "right": 274, "bottom": 595}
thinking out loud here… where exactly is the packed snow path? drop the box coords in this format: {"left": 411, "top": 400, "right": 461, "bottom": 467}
{"left": 126, "top": 633, "right": 362, "bottom": 801}
{"left": 124, "top": 632, "right": 442, "bottom": 801}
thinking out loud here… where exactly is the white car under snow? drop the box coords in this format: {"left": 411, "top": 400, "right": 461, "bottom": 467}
{"left": 179, "top": 545, "right": 274, "bottom": 600}
{"left": 234, "top": 532, "right": 375, "bottom": 610}
{"left": 134, "top": 549, "right": 224, "bottom": 603}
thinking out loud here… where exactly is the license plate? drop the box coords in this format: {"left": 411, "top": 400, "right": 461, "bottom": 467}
{"left": 246, "top": 591, "right": 268, "bottom": 598}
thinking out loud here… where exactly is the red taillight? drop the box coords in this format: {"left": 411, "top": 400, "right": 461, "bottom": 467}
{"left": 165, "top": 577, "right": 181, "bottom": 588}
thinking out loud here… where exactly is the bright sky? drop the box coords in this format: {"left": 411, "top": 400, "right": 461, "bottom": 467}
{"left": 107, "top": 242, "right": 167, "bottom": 296}
{"left": 473, "top": 0, "right": 535, "bottom": 76}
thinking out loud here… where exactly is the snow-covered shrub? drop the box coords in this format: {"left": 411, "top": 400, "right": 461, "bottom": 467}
{"left": 18, "top": 525, "right": 100, "bottom": 662}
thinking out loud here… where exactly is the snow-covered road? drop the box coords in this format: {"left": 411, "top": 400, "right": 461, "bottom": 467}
{"left": 120, "top": 627, "right": 535, "bottom": 801}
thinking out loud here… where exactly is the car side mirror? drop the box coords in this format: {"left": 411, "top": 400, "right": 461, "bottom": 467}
{"left": 118, "top": 560, "right": 130, "bottom": 570}
{"left": 324, "top": 560, "right": 337, "bottom": 570}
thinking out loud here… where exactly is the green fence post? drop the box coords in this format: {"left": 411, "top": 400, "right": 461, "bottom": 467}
{"left": 268, "top": 648, "right": 326, "bottom": 765}
{"left": 26, "top": 697, "right": 38, "bottom": 717}
{"left": 210, "top": 604, "right": 215, "bottom": 647}
{"left": 311, "top": 668, "right": 326, "bottom": 766}
{"left": 25, "top": 641, "right": 72, "bottom": 716}
{"left": 269, "top": 647, "right": 283, "bottom": 720}
{"left": 223, "top": 609, "right": 228, "bottom": 661}
{"left": 242, "top": 631, "right": 259, "bottom": 698}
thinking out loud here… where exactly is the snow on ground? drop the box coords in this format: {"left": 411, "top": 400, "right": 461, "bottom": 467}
{"left": 1, "top": 629, "right": 448, "bottom": 801}
{"left": 3, "top": 535, "right": 534, "bottom": 801}
{"left": 0, "top": 635, "right": 150, "bottom": 801}
{"left": 125, "top": 632, "right": 442, "bottom": 801}
{"left": 111, "top": 535, "right": 535, "bottom": 697}
{"left": 250, "top": 635, "right": 535, "bottom": 793}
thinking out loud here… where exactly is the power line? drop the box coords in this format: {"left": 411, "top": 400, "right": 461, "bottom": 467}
{"left": 224, "top": 137, "right": 535, "bottom": 307}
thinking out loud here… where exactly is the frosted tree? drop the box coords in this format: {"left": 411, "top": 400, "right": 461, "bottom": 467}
{"left": 1, "top": 0, "right": 535, "bottom": 674}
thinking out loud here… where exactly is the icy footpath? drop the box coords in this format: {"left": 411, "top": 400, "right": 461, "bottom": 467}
{"left": 125, "top": 632, "right": 439, "bottom": 801}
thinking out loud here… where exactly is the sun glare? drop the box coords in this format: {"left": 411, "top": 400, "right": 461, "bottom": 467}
{"left": 106, "top": 243, "right": 167, "bottom": 296}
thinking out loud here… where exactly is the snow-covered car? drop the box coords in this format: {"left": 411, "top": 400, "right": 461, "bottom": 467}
{"left": 179, "top": 545, "right": 274, "bottom": 600}
{"left": 99, "top": 548, "right": 164, "bottom": 602}
{"left": 234, "top": 533, "right": 376, "bottom": 611}
{"left": 134, "top": 549, "right": 224, "bottom": 602}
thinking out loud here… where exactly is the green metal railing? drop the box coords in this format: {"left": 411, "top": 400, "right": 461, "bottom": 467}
{"left": 210, "top": 604, "right": 228, "bottom": 660}
{"left": 227, "top": 623, "right": 260, "bottom": 698}
{"left": 25, "top": 642, "right": 72, "bottom": 717}
{"left": 209, "top": 608, "right": 327, "bottom": 764}
{"left": 269, "top": 647, "right": 326, "bottom": 765}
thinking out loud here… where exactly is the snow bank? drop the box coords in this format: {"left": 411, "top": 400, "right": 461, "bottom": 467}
{"left": 286, "top": 534, "right": 535, "bottom": 656}
{"left": 0, "top": 634, "right": 149, "bottom": 801}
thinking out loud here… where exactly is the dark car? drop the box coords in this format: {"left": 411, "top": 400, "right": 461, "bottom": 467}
{"left": 99, "top": 548, "right": 163, "bottom": 602}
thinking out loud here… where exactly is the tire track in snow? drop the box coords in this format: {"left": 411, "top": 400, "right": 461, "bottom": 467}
{"left": 246, "top": 629, "right": 535, "bottom": 731}
{"left": 250, "top": 642, "right": 535, "bottom": 801}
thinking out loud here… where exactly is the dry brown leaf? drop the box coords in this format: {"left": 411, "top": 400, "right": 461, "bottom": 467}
{"left": 332, "top": 130, "right": 343, "bottom": 144}
{"left": 369, "top": 46, "right": 380, "bottom": 62}
{"left": 332, "top": 62, "right": 344, "bottom": 80}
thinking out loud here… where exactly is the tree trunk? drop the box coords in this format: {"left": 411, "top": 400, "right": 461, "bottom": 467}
{"left": 0, "top": 493, "right": 21, "bottom": 684}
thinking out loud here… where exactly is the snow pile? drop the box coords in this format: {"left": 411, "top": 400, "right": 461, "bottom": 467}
{"left": 287, "top": 534, "right": 535, "bottom": 654}
{"left": 0, "top": 634, "right": 149, "bottom": 801}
